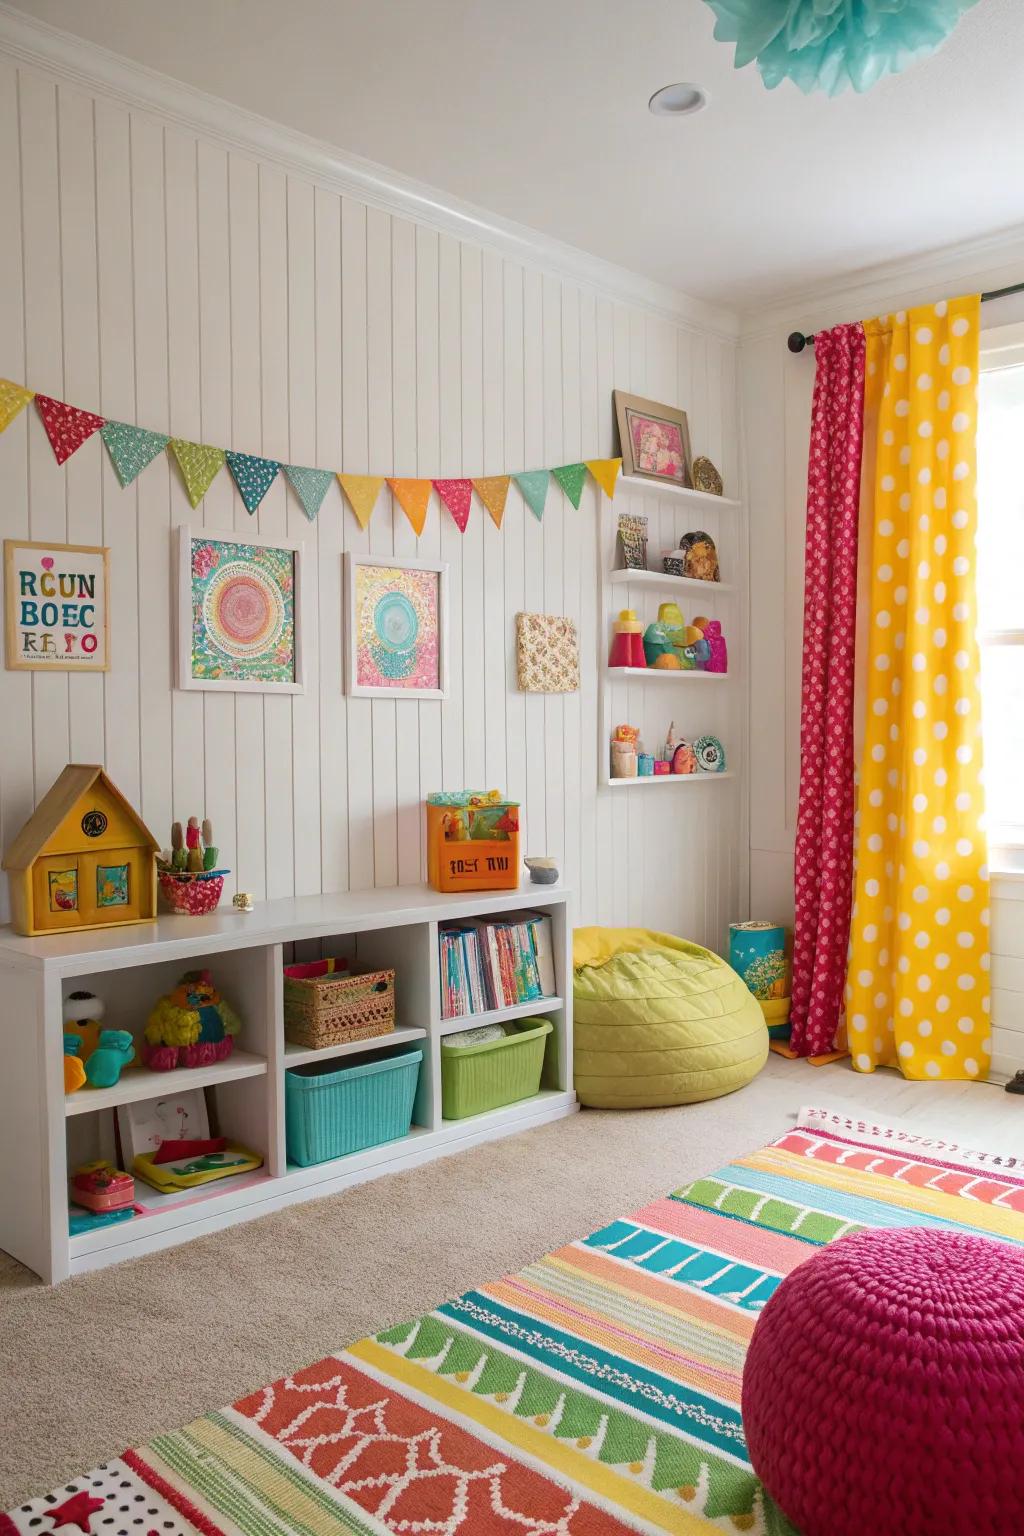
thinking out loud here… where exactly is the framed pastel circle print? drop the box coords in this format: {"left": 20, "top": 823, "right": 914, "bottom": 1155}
{"left": 344, "top": 553, "right": 448, "bottom": 699}
{"left": 176, "top": 527, "right": 305, "bottom": 692}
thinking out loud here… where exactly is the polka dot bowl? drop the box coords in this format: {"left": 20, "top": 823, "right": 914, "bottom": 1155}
{"left": 158, "top": 871, "right": 226, "bottom": 916}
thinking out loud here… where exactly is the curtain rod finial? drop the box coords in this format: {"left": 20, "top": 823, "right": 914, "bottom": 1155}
{"left": 788, "top": 331, "right": 809, "bottom": 354}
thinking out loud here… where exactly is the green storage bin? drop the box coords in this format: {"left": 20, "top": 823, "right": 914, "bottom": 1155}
{"left": 286, "top": 1044, "right": 422, "bottom": 1167}
{"left": 441, "top": 1017, "right": 553, "bottom": 1120}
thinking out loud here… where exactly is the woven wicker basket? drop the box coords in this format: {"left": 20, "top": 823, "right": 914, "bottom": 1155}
{"left": 283, "top": 958, "right": 396, "bottom": 1050}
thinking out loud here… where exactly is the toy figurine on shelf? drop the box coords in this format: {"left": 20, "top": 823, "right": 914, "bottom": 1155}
{"left": 609, "top": 609, "right": 646, "bottom": 668}
{"left": 157, "top": 815, "right": 229, "bottom": 915}
{"left": 672, "top": 741, "right": 698, "bottom": 775}
{"left": 703, "top": 619, "right": 728, "bottom": 673}
{"left": 63, "top": 1035, "right": 86, "bottom": 1094}
{"left": 611, "top": 723, "right": 640, "bottom": 779}
{"left": 143, "top": 968, "right": 242, "bottom": 1071}
{"left": 84, "top": 1029, "right": 135, "bottom": 1088}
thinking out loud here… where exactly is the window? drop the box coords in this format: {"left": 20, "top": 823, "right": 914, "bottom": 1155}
{"left": 978, "top": 325, "right": 1024, "bottom": 865}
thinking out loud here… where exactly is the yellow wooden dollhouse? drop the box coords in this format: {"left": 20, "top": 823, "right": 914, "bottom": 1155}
{"left": 2, "top": 764, "right": 159, "bottom": 935}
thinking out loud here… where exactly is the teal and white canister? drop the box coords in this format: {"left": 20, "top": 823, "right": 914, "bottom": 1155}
{"left": 729, "top": 921, "right": 791, "bottom": 1039}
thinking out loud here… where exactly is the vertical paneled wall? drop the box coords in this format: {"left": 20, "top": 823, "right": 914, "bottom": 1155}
{"left": 0, "top": 57, "right": 744, "bottom": 943}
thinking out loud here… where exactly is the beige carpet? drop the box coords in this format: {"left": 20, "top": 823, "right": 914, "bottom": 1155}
{"left": 0, "top": 1056, "right": 1010, "bottom": 1506}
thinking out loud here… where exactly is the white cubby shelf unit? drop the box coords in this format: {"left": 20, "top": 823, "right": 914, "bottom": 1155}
{"left": 600, "top": 472, "right": 745, "bottom": 793}
{"left": 0, "top": 883, "right": 573, "bottom": 1283}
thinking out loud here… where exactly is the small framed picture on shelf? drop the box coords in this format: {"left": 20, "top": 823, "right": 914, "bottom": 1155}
{"left": 344, "top": 553, "right": 449, "bottom": 699}
{"left": 117, "top": 1088, "right": 210, "bottom": 1164}
{"left": 613, "top": 391, "right": 693, "bottom": 489}
{"left": 176, "top": 526, "right": 306, "bottom": 693}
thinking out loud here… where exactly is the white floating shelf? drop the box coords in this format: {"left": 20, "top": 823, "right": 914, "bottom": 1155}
{"left": 608, "top": 569, "right": 735, "bottom": 596}
{"left": 284, "top": 1025, "right": 427, "bottom": 1070}
{"left": 65, "top": 1048, "right": 268, "bottom": 1117}
{"left": 617, "top": 474, "right": 741, "bottom": 511}
{"left": 440, "top": 995, "right": 564, "bottom": 1035}
{"left": 605, "top": 666, "right": 729, "bottom": 682}
{"left": 604, "top": 772, "right": 734, "bottom": 788}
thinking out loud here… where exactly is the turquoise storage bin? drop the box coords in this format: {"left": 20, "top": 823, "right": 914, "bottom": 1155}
{"left": 285, "top": 1044, "right": 422, "bottom": 1167}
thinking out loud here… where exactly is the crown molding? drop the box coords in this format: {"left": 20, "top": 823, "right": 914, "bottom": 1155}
{"left": 0, "top": 3, "right": 739, "bottom": 342}
{"left": 740, "top": 222, "right": 1024, "bottom": 343}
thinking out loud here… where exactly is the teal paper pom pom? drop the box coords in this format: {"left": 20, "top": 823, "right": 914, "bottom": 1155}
{"left": 704, "top": 0, "right": 981, "bottom": 95}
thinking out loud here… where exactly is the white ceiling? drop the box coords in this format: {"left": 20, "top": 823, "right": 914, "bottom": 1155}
{"left": 11, "top": 0, "right": 1024, "bottom": 312}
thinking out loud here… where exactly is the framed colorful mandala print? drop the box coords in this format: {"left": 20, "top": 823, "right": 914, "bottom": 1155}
{"left": 344, "top": 554, "right": 448, "bottom": 700}
{"left": 176, "top": 527, "right": 305, "bottom": 693}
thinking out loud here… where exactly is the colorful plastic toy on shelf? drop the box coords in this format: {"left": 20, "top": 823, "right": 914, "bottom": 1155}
{"left": 2, "top": 764, "right": 159, "bottom": 935}
{"left": 134, "top": 1143, "right": 262, "bottom": 1191}
{"left": 70, "top": 1159, "right": 135, "bottom": 1214}
{"left": 84, "top": 1029, "right": 135, "bottom": 1088}
{"left": 427, "top": 790, "right": 520, "bottom": 892}
{"left": 608, "top": 609, "right": 646, "bottom": 668}
{"left": 157, "top": 816, "right": 229, "bottom": 915}
{"left": 702, "top": 618, "right": 728, "bottom": 673}
{"left": 643, "top": 602, "right": 704, "bottom": 669}
{"left": 672, "top": 741, "right": 698, "bottom": 775}
{"left": 143, "top": 969, "right": 241, "bottom": 1071}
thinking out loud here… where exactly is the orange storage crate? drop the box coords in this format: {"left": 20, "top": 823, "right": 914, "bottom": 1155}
{"left": 426, "top": 794, "right": 520, "bottom": 893}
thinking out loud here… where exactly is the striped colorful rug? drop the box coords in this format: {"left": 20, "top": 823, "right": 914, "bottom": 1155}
{"left": 8, "top": 1105, "right": 1024, "bottom": 1536}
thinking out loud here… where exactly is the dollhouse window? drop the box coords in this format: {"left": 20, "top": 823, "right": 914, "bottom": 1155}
{"left": 48, "top": 868, "right": 78, "bottom": 912}
{"left": 96, "top": 864, "right": 130, "bottom": 907}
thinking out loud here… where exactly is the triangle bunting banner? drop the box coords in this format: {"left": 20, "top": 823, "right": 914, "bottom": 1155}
{"left": 101, "top": 421, "right": 169, "bottom": 488}
{"left": 0, "top": 379, "right": 35, "bottom": 435}
{"left": 472, "top": 475, "right": 511, "bottom": 530}
{"left": 433, "top": 478, "right": 473, "bottom": 533}
{"left": 387, "top": 478, "right": 432, "bottom": 536}
{"left": 169, "top": 439, "right": 226, "bottom": 508}
{"left": 339, "top": 474, "right": 385, "bottom": 530}
{"left": 226, "top": 450, "right": 281, "bottom": 514}
{"left": 585, "top": 457, "right": 622, "bottom": 499}
{"left": 552, "top": 462, "right": 588, "bottom": 510}
{"left": 285, "top": 465, "right": 334, "bottom": 522}
{"left": 514, "top": 470, "right": 550, "bottom": 522}
{"left": 35, "top": 394, "right": 105, "bottom": 466}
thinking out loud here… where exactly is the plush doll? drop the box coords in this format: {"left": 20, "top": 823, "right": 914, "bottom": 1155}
{"left": 84, "top": 1029, "right": 135, "bottom": 1089}
{"left": 63, "top": 990, "right": 105, "bottom": 1063}
{"left": 143, "top": 969, "right": 241, "bottom": 1071}
{"left": 63, "top": 1034, "right": 87, "bottom": 1094}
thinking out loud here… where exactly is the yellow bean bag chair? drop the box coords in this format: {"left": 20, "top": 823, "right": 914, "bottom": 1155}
{"left": 573, "top": 927, "right": 768, "bottom": 1108}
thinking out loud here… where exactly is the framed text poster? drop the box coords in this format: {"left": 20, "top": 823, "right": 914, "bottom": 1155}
{"left": 4, "top": 540, "right": 110, "bottom": 671}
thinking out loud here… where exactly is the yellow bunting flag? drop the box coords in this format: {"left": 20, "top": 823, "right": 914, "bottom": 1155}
{"left": 169, "top": 439, "right": 225, "bottom": 509}
{"left": 338, "top": 474, "right": 384, "bottom": 530}
{"left": 585, "top": 457, "right": 622, "bottom": 500}
{"left": 387, "top": 478, "right": 433, "bottom": 536}
{"left": 472, "top": 475, "right": 511, "bottom": 530}
{"left": 0, "top": 379, "right": 35, "bottom": 435}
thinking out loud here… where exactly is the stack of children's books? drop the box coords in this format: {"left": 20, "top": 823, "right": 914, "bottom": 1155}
{"left": 439, "top": 911, "right": 556, "bottom": 1019}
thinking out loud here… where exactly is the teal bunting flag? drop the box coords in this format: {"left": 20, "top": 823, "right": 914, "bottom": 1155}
{"left": 101, "top": 421, "right": 169, "bottom": 488}
{"left": 514, "top": 470, "right": 550, "bottom": 522}
{"left": 285, "top": 464, "right": 334, "bottom": 522}
{"left": 552, "top": 462, "right": 587, "bottom": 509}
{"left": 226, "top": 450, "right": 281, "bottom": 514}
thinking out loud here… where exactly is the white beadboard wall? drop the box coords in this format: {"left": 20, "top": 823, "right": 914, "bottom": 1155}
{"left": 742, "top": 235, "right": 1024, "bottom": 1075}
{"left": 0, "top": 52, "right": 746, "bottom": 944}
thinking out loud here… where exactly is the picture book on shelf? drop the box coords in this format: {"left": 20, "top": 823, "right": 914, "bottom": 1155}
{"left": 440, "top": 910, "right": 555, "bottom": 1018}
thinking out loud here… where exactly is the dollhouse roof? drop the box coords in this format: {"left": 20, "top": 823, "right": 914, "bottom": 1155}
{"left": 2, "top": 764, "right": 160, "bottom": 871}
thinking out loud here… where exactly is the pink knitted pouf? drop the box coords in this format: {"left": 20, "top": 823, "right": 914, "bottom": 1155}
{"left": 742, "top": 1226, "right": 1024, "bottom": 1536}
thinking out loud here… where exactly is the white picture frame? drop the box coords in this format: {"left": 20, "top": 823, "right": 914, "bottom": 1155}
{"left": 344, "top": 552, "right": 449, "bottom": 700}
{"left": 175, "top": 525, "right": 306, "bottom": 694}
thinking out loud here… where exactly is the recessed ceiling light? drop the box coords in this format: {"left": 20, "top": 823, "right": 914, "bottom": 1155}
{"left": 648, "top": 82, "right": 708, "bottom": 117}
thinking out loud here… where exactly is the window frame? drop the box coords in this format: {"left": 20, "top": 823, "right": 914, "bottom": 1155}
{"left": 979, "top": 322, "right": 1024, "bottom": 870}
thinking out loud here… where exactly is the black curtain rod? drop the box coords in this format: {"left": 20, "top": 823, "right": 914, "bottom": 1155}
{"left": 786, "top": 281, "right": 1024, "bottom": 353}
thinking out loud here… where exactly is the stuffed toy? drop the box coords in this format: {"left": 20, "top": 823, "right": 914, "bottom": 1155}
{"left": 143, "top": 969, "right": 241, "bottom": 1071}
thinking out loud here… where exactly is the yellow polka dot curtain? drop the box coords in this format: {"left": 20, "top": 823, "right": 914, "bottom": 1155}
{"left": 846, "top": 296, "right": 990, "bottom": 1080}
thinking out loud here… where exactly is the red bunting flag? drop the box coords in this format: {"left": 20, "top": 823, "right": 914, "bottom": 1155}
{"left": 433, "top": 478, "right": 473, "bottom": 533}
{"left": 34, "top": 394, "right": 105, "bottom": 466}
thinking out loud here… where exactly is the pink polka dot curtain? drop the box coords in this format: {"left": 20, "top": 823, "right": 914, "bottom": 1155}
{"left": 846, "top": 297, "right": 989, "bottom": 1080}
{"left": 790, "top": 324, "right": 866, "bottom": 1057}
